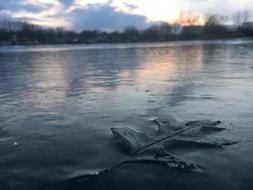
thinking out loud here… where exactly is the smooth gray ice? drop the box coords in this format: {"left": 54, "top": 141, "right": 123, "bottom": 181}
{"left": 0, "top": 40, "right": 253, "bottom": 189}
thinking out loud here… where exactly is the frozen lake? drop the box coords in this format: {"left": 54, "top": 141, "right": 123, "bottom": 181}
{"left": 0, "top": 40, "right": 253, "bottom": 189}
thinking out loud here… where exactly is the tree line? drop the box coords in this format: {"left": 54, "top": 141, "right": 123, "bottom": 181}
{"left": 0, "top": 12, "right": 253, "bottom": 45}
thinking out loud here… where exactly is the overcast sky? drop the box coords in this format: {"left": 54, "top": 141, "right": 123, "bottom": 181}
{"left": 0, "top": 0, "right": 253, "bottom": 30}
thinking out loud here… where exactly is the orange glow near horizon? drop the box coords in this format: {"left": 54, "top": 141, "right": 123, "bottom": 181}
{"left": 173, "top": 11, "right": 206, "bottom": 26}
{"left": 5, "top": 0, "right": 253, "bottom": 30}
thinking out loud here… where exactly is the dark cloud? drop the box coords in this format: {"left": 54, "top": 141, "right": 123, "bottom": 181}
{"left": 70, "top": 4, "right": 149, "bottom": 31}
{"left": 1, "top": 0, "right": 252, "bottom": 30}
{"left": 0, "top": 1, "right": 149, "bottom": 31}
{"left": 0, "top": 0, "right": 43, "bottom": 13}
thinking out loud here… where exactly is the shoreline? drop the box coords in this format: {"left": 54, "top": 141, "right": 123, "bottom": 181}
{"left": 1, "top": 37, "right": 253, "bottom": 47}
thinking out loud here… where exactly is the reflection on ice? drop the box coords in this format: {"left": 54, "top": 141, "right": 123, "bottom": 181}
{"left": 0, "top": 41, "right": 253, "bottom": 189}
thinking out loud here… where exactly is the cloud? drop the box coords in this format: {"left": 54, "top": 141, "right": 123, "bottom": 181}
{"left": 69, "top": 4, "right": 148, "bottom": 31}
{"left": 0, "top": 0, "right": 43, "bottom": 12}
{"left": 0, "top": 0, "right": 253, "bottom": 30}
{"left": 180, "top": 0, "right": 253, "bottom": 14}
{"left": 0, "top": 0, "right": 70, "bottom": 28}
{"left": 0, "top": 0, "right": 148, "bottom": 30}
{"left": 59, "top": 0, "right": 75, "bottom": 7}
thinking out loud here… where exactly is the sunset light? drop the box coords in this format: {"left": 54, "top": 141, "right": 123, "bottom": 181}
{"left": 1, "top": 0, "right": 253, "bottom": 189}
{"left": 0, "top": 0, "right": 252, "bottom": 30}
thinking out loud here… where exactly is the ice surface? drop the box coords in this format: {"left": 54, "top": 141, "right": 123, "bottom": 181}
{"left": 0, "top": 40, "right": 253, "bottom": 189}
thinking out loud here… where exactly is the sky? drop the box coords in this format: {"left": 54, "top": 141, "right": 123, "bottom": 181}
{"left": 0, "top": 0, "right": 253, "bottom": 31}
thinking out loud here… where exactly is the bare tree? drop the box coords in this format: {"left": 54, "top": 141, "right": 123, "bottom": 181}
{"left": 205, "top": 14, "right": 228, "bottom": 26}
{"left": 242, "top": 10, "right": 251, "bottom": 23}
{"left": 232, "top": 10, "right": 251, "bottom": 26}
